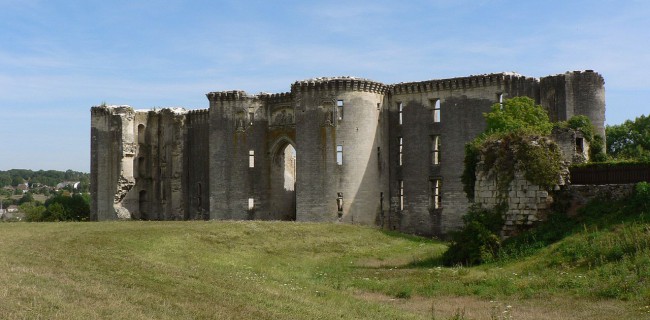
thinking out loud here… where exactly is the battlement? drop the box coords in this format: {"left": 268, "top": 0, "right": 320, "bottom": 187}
{"left": 390, "top": 72, "right": 536, "bottom": 94}
{"left": 206, "top": 90, "right": 257, "bottom": 101}
{"left": 187, "top": 108, "right": 209, "bottom": 116}
{"left": 261, "top": 92, "right": 293, "bottom": 104}
{"left": 91, "top": 105, "right": 134, "bottom": 116}
{"left": 291, "top": 76, "right": 388, "bottom": 94}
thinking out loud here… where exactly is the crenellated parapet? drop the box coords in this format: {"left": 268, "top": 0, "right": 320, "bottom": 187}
{"left": 91, "top": 105, "right": 134, "bottom": 116}
{"left": 206, "top": 90, "right": 257, "bottom": 101}
{"left": 261, "top": 92, "right": 293, "bottom": 104}
{"left": 390, "top": 72, "right": 536, "bottom": 94}
{"left": 291, "top": 77, "right": 389, "bottom": 94}
{"left": 187, "top": 109, "right": 210, "bottom": 126}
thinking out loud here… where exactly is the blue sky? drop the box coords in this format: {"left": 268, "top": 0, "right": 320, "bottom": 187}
{"left": 1, "top": 0, "right": 648, "bottom": 172}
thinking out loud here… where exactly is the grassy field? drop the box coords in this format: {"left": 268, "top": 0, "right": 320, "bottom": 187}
{"left": 0, "top": 220, "right": 648, "bottom": 319}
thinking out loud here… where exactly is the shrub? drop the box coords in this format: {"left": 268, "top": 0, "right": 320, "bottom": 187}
{"left": 442, "top": 204, "right": 505, "bottom": 266}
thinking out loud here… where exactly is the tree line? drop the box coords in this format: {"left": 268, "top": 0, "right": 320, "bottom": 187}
{"left": 0, "top": 169, "right": 89, "bottom": 188}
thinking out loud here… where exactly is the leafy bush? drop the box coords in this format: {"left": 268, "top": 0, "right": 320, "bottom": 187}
{"left": 565, "top": 115, "right": 595, "bottom": 141}
{"left": 484, "top": 97, "right": 553, "bottom": 136}
{"left": 462, "top": 97, "right": 561, "bottom": 199}
{"left": 606, "top": 114, "right": 650, "bottom": 161}
{"left": 590, "top": 134, "right": 607, "bottom": 162}
{"left": 442, "top": 204, "right": 505, "bottom": 266}
{"left": 461, "top": 142, "right": 481, "bottom": 200}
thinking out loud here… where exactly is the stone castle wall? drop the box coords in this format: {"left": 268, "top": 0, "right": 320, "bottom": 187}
{"left": 90, "top": 71, "right": 606, "bottom": 237}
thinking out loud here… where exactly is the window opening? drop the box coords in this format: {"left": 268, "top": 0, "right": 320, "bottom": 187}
{"left": 431, "top": 179, "right": 442, "bottom": 209}
{"left": 377, "top": 103, "right": 381, "bottom": 111}
{"left": 138, "top": 124, "right": 146, "bottom": 144}
{"left": 431, "top": 135, "right": 441, "bottom": 165}
{"left": 248, "top": 112, "right": 254, "bottom": 126}
{"left": 248, "top": 198, "right": 255, "bottom": 210}
{"left": 398, "top": 137, "right": 403, "bottom": 166}
{"left": 576, "top": 137, "right": 584, "bottom": 153}
{"left": 432, "top": 99, "right": 441, "bottom": 123}
{"left": 336, "top": 145, "right": 343, "bottom": 165}
{"left": 249, "top": 150, "right": 255, "bottom": 168}
{"left": 399, "top": 180, "right": 404, "bottom": 211}
{"left": 398, "top": 102, "right": 403, "bottom": 125}
{"left": 337, "top": 100, "right": 344, "bottom": 121}
{"left": 377, "top": 147, "right": 381, "bottom": 169}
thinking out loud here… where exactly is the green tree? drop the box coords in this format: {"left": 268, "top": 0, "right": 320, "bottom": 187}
{"left": 46, "top": 203, "right": 67, "bottom": 221}
{"left": 606, "top": 114, "right": 650, "bottom": 161}
{"left": 11, "top": 176, "right": 24, "bottom": 187}
{"left": 21, "top": 202, "right": 47, "bottom": 222}
{"left": 44, "top": 193, "right": 90, "bottom": 221}
{"left": 484, "top": 96, "right": 553, "bottom": 136}
{"left": 17, "top": 192, "right": 34, "bottom": 205}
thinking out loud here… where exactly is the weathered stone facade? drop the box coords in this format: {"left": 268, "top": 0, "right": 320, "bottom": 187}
{"left": 91, "top": 70, "right": 605, "bottom": 237}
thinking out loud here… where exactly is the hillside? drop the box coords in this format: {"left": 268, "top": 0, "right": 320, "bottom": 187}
{"left": 0, "top": 219, "right": 647, "bottom": 319}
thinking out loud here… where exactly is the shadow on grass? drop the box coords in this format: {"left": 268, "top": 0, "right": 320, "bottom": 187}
{"left": 379, "top": 229, "right": 439, "bottom": 243}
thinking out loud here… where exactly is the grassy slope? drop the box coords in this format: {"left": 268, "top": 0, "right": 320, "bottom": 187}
{"left": 0, "top": 220, "right": 648, "bottom": 319}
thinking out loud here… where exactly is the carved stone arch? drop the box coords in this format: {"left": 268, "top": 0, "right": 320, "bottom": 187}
{"left": 269, "top": 135, "right": 297, "bottom": 163}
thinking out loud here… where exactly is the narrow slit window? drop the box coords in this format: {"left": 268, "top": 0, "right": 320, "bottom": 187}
{"left": 399, "top": 180, "right": 404, "bottom": 211}
{"left": 398, "top": 137, "right": 403, "bottom": 166}
{"left": 497, "top": 93, "right": 504, "bottom": 109}
{"left": 398, "top": 102, "right": 403, "bottom": 125}
{"left": 336, "top": 145, "right": 343, "bottom": 165}
{"left": 377, "top": 103, "right": 381, "bottom": 111}
{"left": 377, "top": 147, "right": 381, "bottom": 169}
{"left": 433, "top": 99, "right": 441, "bottom": 123}
{"left": 576, "top": 137, "right": 584, "bottom": 153}
{"left": 431, "top": 179, "right": 442, "bottom": 209}
{"left": 249, "top": 150, "right": 255, "bottom": 168}
{"left": 248, "top": 198, "right": 255, "bottom": 210}
{"left": 337, "top": 100, "right": 344, "bottom": 121}
{"left": 431, "top": 135, "right": 441, "bottom": 165}
{"left": 248, "top": 112, "right": 255, "bottom": 126}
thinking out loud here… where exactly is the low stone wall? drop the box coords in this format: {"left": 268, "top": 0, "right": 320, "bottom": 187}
{"left": 475, "top": 169, "right": 554, "bottom": 238}
{"left": 566, "top": 184, "right": 636, "bottom": 215}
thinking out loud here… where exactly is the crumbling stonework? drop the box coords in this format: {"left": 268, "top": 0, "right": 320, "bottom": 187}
{"left": 473, "top": 131, "right": 589, "bottom": 238}
{"left": 91, "top": 71, "right": 605, "bottom": 237}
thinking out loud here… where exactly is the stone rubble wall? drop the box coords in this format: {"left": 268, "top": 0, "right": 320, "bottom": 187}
{"left": 475, "top": 168, "right": 554, "bottom": 237}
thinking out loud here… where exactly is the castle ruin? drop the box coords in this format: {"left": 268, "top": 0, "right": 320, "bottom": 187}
{"left": 90, "top": 70, "right": 605, "bottom": 236}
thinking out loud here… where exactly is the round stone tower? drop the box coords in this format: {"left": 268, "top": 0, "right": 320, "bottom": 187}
{"left": 292, "top": 77, "right": 390, "bottom": 224}
{"left": 565, "top": 70, "right": 606, "bottom": 138}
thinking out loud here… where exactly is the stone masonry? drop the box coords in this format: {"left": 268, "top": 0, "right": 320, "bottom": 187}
{"left": 91, "top": 70, "right": 606, "bottom": 237}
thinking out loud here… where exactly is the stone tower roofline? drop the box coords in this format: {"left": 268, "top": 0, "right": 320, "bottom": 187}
{"left": 548, "top": 70, "right": 605, "bottom": 85}
{"left": 291, "top": 76, "right": 389, "bottom": 94}
{"left": 389, "top": 72, "right": 539, "bottom": 94}
{"left": 205, "top": 70, "right": 603, "bottom": 101}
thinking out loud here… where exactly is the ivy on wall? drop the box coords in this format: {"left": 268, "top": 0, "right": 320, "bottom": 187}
{"left": 463, "top": 97, "right": 563, "bottom": 200}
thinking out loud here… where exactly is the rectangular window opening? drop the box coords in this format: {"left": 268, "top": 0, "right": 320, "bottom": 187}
{"left": 249, "top": 150, "right": 255, "bottom": 168}
{"left": 336, "top": 145, "right": 343, "bottom": 165}
{"left": 576, "top": 137, "right": 584, "bottom": 153}
{"left": 399, "top": 180, "right": 404, "bottom": 211}
{"left": 431, "top": 135, "right": 441, "bottom": 165}
{"left": 431, "top": 179, "right": 442, "bottom": 209}
{"left": 248, "top": 112, "right": 255, "bottom": 126}
{"left": 398, "top": 137, "right": 403, "bottom": 166}
{"left": 337, "top": 100, "right": 344, "bottom": 121}
{"left": 432, "top": 99, "right": 441, "bottom": 123}
{"left": 377, "top": 103, "right": 381, "bottom": 111}
{"left": 377, "top": 146, "right": 381, "bottom": 169}
{"left": 248, "top": 198, "right": 255, "bottom": 210}
{"left": 398, "top": 102, "right": 403, "bottom": 125}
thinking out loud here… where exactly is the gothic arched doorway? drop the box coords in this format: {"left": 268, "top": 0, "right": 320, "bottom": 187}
{"left": 269, "top": 138, "right": 296, "bottom": 220}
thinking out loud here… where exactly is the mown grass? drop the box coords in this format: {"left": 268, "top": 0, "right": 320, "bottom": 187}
{"left": 0, "top": 219, "right": 648, "bottom": 319}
